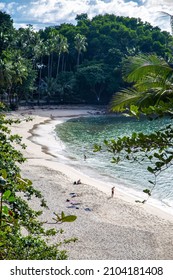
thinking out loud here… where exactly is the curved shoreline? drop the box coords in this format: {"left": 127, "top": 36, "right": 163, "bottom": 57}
{"left": 9, "top": 106, "right": 173, "bottom": 259}
{"left": 29, "top": 111, "right": 173, "bottom": 218}
{"left": 11, "top": 107, "right": 173, "bottom": 220}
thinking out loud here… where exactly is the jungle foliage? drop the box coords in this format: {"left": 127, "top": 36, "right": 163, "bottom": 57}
{"left": 0, "top": 11, "right": 173, "bottom": 107}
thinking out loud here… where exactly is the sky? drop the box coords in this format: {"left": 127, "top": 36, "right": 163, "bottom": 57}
{"left": 0, "top": 0, "right": 173, "bottom": 33}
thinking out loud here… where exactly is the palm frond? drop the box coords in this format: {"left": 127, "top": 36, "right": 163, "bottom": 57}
{"left": 111, "top": 53, "right": 173, "bottom": 114}
{"left": 159, "top": 11, "right": 173, "bottom": 35}
{"left": 134, "top": 74, "right": 167, "bottom": 92}
{"left": 110, "top": 88, "right": 142, "bottom": 112}
{"left": 123, "top": 55, "right": 172, "bottom": 83}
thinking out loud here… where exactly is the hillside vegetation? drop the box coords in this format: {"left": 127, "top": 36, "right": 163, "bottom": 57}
{"left": 0, "top": 11, "right": 173, "bottom": 108}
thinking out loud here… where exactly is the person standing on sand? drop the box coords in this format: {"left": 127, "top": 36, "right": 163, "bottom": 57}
{"left": 111, "top": 187, "right": 115, "bottom": 198}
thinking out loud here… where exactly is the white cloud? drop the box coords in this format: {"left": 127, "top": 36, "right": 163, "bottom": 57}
{"left": 146, "top": 0, "right": 173, "bottom": 5}
{"left": 144, "top": 0, "right": 173, "bottom": 33}
{"left": 26, "top": 0, "right": 143, "bottom": 23}
{"left": 16, "top": 5, "right": 27, "bottom": 12}
{"left": 0, "top": 3, "right": 5, "bottom": 9}
{"left": 25, "top": 0, "right": 172, "bottom": 32}
{"left": 5, "top": 2, "right": 17, "bottom": 15}
{"left": 0, "top": 0, "right": 172, "bottom": 32}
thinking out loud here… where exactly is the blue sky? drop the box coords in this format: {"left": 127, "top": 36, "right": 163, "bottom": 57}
{"left": 0, "top": 0, "right": 172, "bottom": 32}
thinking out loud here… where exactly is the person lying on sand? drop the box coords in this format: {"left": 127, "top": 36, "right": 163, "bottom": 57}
{"left": 73, "top": 179, "right": 81, "bottom": 185}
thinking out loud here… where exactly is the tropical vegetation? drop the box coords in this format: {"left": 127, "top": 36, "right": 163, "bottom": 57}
{"left": 1, "top": 11, "right": 173, "bottom": 108}
{"left": 1, "top": 9, "right": 173, "bottom": 258}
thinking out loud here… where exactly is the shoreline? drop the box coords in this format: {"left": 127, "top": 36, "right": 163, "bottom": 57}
{"left": 9, "top": 106, "right": 173, "bottom": 259}
{"left": 28, "top": 109, "right": 173, "bottom": 220}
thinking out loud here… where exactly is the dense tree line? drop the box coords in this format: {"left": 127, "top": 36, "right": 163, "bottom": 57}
{"left": 0, "top": 11, "right": 173, "bottom": 108}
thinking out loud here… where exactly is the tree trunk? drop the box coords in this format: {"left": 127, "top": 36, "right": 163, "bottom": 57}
{"left": 77, "top": 51, "right": 80, "bottom": 67}
{"left": 56, "top": 54, "right": 61, "bottom": 79}
{"left": 48, "top": 55, "right": 50, "bottom": 78}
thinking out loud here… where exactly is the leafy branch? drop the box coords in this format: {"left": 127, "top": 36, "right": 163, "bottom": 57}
{"left": 0, "top": 107, "right": 77, "bottom": 259}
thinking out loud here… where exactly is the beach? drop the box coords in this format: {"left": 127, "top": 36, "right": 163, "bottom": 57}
{"left": 9, "top": 106, "right": 173, "bottom": 260}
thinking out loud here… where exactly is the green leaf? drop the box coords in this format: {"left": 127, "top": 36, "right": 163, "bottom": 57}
{"left": 143, "top": 189, "right": 151, "bottom": 196}
{"left": 148, "top": 180, "right": 155, "bottom": 185}
{"left": 130, "top": 105, "right": 139, "bottom": 117}
{"left": 147, "top": 166, "right": 154, "bottom": 173}
{"left": 61, "top": 211, "right": 65, "bottom": 219}
{"left": 2, "top": 205, "right": 10, "bottom": 214}
{"left": 2, "top": 190, "right": 11, "bottom": 200}
{"left": 0, "top": 169, "right": 7, "bottom": 179}
{"left": 93, "top": 144, "right": 101, "bottom": 152}
{"left": 61, "top": 215, "right": 77, "bottom": 223}
{"left": 8, "top": 196, "right": 15, "bottom": 202}
{"left": 135, "top": 200, "right": 143, "bottom": 203}
{"left": 132, "top": 132, "right": 137, "bottom": 139}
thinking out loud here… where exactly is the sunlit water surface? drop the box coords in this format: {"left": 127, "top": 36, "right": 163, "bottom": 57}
{"left": 54, "top": 115, "right": 173, "bottom": 211}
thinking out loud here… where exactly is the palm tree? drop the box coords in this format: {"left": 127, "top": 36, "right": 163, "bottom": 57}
{"left": 74, "top": 33, "right": 87, "bottom": 67}
{"left": 60, "top": 36, "right": 69, "bottom": 72}
{"left": 16, "top": 25, "right": 40, "bottom": 59}
{"left": 39, "top": 76, "right": 58, "bottom": 105}
{"left": 34, "top": 39, "right": 47, "bottom": 103}
{"left": 0, "top": 57, "right": 12, "bottom": 98}
{"left": 110, "top": 54, "right": 173, "bottom": 114}
{"left": 55, "top": 35, "right": 68, "bottom": 78}
{"left": 45, "top": 28, "right": 59, "bottom": 78}
{"left": 0, "top": 49, "right": 28, "bottom": 107}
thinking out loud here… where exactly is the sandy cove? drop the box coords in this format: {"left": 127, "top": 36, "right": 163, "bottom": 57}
{"left": 9, "top": 106, "right": 173, "bottom": 259}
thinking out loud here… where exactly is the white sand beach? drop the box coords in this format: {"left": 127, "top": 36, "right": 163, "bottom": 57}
{"left": 9, "top": 106, "right": 173, "bottom": 259}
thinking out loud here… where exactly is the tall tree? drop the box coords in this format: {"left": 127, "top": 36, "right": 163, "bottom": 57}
{"left": 0, "top": 49, "right": 29, "bottom": 108}
{"left": 55, "top": 34, "right": 68, "bottom": 78}
{"left": 34, "top": 38, "right": 47, "bottom": 103}
{"left": 16, "top": 25, "right": 40, "bottom": 59}
{"left": 44, "top": 28, "right": 59, "bottom": 78}
{"left": 76, "top": 64, "right": 106, "bottom": 103}
{"left": 74, "top": 33, "right": 87, "bottom": 67}
{"left": 0, "top": 11, "right": 14, "bottom": 54}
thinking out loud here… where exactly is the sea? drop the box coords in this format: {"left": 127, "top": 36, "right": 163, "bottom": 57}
{"left": 35, "top": 114, "right": 173, "bottom": 215}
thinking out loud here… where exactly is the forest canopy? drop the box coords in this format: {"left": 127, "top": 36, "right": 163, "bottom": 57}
{"left": 0, "top": 11, "right": 173, "bottom": 108}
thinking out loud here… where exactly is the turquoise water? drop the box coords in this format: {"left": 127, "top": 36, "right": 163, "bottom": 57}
{"left": 55, "top": 115, "right": 173, "bottom": 208}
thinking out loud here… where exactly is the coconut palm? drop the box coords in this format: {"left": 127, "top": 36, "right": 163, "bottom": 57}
{"left": 34, "top": 39, "right": 47, "bottom": 103}
{"left": 44, "top": 28, "right": 59, "bottom": 78}
{"left": 0, "top": 49, "right": 28, "bottom": 107}
{"left": 55, "top": 35, "right": 68, "bottom": 78}
{"left": 16, "top": 25, "right": 40, "bottom": 59}
{"left": 74, "top": 33, "right": 87, "bottom": 67}
{"left": 110, "top": 54, "right": 173, "bottom": 115}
